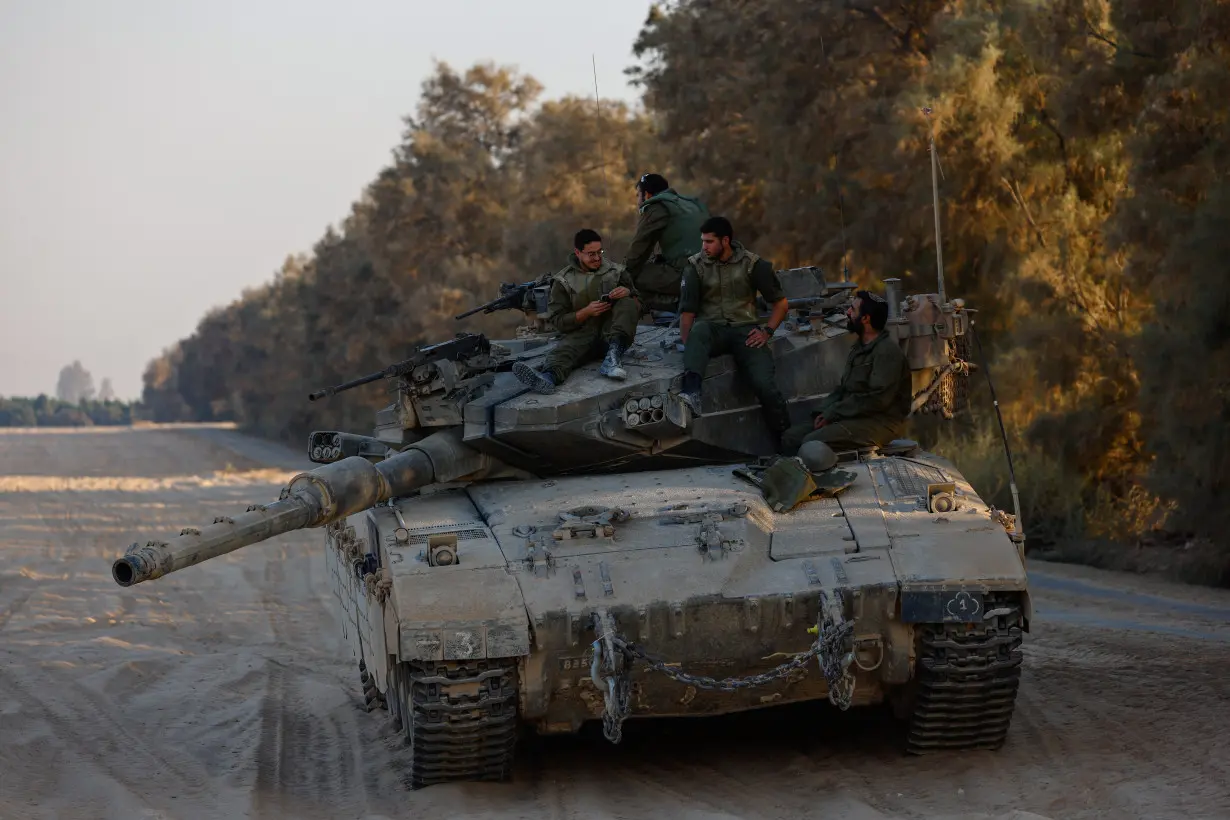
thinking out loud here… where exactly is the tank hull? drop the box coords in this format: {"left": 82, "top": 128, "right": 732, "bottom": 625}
{"left": 326, "top": 449, "right": 1029, "bottom": 780}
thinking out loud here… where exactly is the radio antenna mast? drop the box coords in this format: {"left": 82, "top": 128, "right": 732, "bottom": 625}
{"left": 838, "top": 189, "right": 850, "bottom": 281}
{"left": 923, "top": 107, "right": 947, "bottom": 305}
{"left": 592, "top": 55, "right": 609, "bottom": 190}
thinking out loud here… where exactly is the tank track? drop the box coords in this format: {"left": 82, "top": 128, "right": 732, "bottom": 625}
{"left": 391, "top": 658, "right": 519, "bottom": 789}
{"left": 905, "top": 595, "right": 1024, "bottom": 753}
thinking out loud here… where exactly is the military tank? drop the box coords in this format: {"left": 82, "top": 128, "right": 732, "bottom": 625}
{"left": 110, "top": 260, "right": 1030, "bottom": 788}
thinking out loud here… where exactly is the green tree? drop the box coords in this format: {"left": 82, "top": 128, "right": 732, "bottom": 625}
{"left": 1110, "top": 0, "right": 1230, "bottom": 538}
{"left": 55, "top": 360, "right": 95, "bottom": 405}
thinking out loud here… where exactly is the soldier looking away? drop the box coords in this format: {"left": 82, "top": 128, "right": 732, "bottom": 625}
{"left": 623, "top": 173, "right": 710, "bottom": 313}
{"left": 677, "top": 216, "right": 792, "bottom": 448}
{"left": 780, "top": 290, "right": 912, "bottom": 456}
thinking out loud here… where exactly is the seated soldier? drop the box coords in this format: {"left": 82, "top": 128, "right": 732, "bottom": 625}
{"left": 780, "top": 290, "right": 912, "bottom": 456}
{"left": 623, "top": 173, "right": 709, "bottom": 313}
{"left": 513, "top": 229, "right": 640, "bottom": 394}
{"left": 677, "top": 216, "right": 792, "bottom": 447}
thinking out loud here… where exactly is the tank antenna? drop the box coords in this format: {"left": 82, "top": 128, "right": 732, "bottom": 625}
{"left": 970, "top": 320, "right": 1024, "bottom": 544}
{"left": 923, "top": 107, "right": 947, "bottom": 306}
{"left": 592, "top": 54, "right": 609, "bottom": 190}
{"left": 838, "top": 189, "right": 850, "bottom": 281}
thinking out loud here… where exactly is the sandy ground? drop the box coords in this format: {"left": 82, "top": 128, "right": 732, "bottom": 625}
{"left": 1, "top": 425, "right": 1228, "bottom": 820}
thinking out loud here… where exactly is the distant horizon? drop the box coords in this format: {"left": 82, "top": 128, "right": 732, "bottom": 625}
{"left": 0, "top": 1, "right": 654, "bottom": 401}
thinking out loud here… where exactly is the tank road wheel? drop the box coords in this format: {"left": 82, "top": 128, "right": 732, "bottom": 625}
{"left": 359, "top": 659, "right": 386, "bottom": 712}
{"left": 904, "top": 595, "right": 1024, "bottom": 754}
{"left": 391, "top": 658, "right": 519, "bottom": 789}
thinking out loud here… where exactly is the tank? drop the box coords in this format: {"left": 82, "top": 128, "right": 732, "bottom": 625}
{"left": 110, "top": 266, "right": 1031, "bottom": 789}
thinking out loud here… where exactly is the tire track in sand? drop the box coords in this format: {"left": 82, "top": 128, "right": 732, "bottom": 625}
{"left": 0, "top": 587, "right": 33, "bottom": 633}
{"left": 246, "top": 557, "right": 369, "bottom": 818}
{"left": 1017, "top": 628, "right": 1230, "bottom": 817}
{"left": 0, "top": 661, "right": 211, "bottom": 810}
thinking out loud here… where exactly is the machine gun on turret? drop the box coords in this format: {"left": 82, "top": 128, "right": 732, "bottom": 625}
{"left": 308, "top": 333, "right": 491, "bottom": 402}
{"left": 453, "top": 275, "right": 552, "bottom": 321}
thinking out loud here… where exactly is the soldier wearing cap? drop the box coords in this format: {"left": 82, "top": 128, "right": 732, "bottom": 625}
{"left": 781, "top": 290, "right": 913, "bottom": 456}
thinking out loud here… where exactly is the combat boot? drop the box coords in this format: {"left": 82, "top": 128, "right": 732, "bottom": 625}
{"left": 513, "top": 362, "right": 557, "bottom": 394}
{"left": 598, "top": 338, "right": 627, "bottom": 381}
{"left": 678, "top": 370, "right": 702, "bottom": 416}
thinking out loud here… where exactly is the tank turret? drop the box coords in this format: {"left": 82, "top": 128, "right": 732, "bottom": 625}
{"left": 305, "top": 267, "right": 971, "bottom": 476}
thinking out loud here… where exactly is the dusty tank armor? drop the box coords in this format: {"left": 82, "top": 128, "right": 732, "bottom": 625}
{"left": 111, "top": 263, "right": 1029, "bottom": 789}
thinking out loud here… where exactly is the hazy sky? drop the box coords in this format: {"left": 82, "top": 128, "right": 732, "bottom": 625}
{"left": 0, "top": 0, "right": 654, "bottom": 400}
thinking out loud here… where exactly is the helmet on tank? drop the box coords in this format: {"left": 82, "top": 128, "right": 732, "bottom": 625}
{"left": 798, "top": 440, "right": 837, "bottom": 473}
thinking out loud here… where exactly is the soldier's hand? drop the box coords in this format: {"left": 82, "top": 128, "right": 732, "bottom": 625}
{"left": 813, "top": 415, "right": 828, "bottom": 430}
{"left": 580, "top": 300, "right": 611, "bottom": 320}
{"left": 608, "top": 286, "right": 630, "bottom": 300}
{"left": 745, "top": 327, "right": 770, "bottom": 348}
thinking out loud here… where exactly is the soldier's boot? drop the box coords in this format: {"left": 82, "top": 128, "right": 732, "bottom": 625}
{"left": 598, "top": 338, "right": 627, "bottom": 381}
{"left": 513, "top": 361, "right": 557, "bottom": 394}
{"left": 678, "top": 370, "right": 703, "bottom": 417}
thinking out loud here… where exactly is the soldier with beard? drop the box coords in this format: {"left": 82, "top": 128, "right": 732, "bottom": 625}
{"left": 780, "top": 290, "right": 912, "bottom": 456}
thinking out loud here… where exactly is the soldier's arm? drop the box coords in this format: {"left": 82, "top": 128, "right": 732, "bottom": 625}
{"left": 547, "top": 280, "right": 585, "bottom": 333}
{"left": 747, "top": 259, "right": 788, "bottom": 345}
{"left": 623, "top": 203, "right": 670, "bottom": 275}
{"left": 616, "top": 265, "right": 640, "bottom": 300}
{"left": 823, "top": 343, "right": 907, "bottom": 422}
{"left": 749, "top": 258, "right": 786, "bottom": 305}
{"left": 817, "top": 377, "right": 845, "bottom": 417}
{"left": 678, "top": 262, "right": 702, "bottom": 343}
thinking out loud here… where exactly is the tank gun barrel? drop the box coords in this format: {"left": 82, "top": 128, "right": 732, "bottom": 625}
{"left": 112, "top": 430, "right": 495, "bottom": 588}
{"left": 112, "top": 495, "right": 317, "bottom": 587}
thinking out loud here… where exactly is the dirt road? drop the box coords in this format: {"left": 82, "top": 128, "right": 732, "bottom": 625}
{"left": 1, "top": 425, "right": 1228, "bottom": 820}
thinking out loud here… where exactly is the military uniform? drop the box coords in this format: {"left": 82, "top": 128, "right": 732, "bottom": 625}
{"left": 624, "top": 189, "right": 709, "bottom": 312}
{"left": 540, "top": 254, "right": 640, "bottom": 383}
{"left": 781, "top": 331, "right": 912, "bottom": 455}
{"left": 679, "top": 242, "right": 792, "bottom": 440}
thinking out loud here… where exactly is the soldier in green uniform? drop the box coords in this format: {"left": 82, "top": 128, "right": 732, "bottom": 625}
{"left": 513, "top": 229, "right": 640, "bottom": 394}
{"left": 677, "top": 216, "right": 792, "bottom": 447}
{"left": 623, "top": 173, "right": 710, "bottom": 313}
{"left": 780, "top": 291, "right": 913, "bottom": 455}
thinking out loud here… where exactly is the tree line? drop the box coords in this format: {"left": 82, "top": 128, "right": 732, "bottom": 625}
{"left": 1, "top": 361, "right": 135, "bottom": 427}
{"left": 139, "top": 1, "right": 1229, "bottom": 565}
{"left": 0, "top": 395, "right": 139, "bottom": 427}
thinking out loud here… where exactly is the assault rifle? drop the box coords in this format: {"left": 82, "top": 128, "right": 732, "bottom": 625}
{"left": 307, "top": 333, "right": 490, "bottom": 401}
